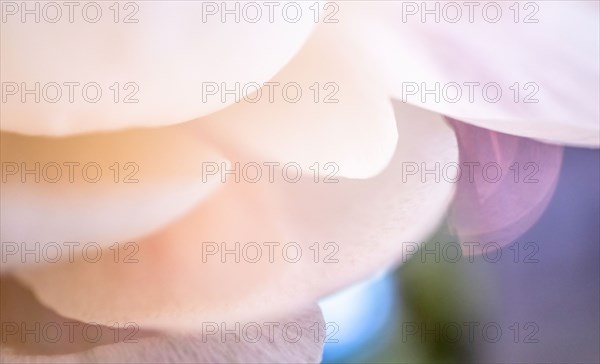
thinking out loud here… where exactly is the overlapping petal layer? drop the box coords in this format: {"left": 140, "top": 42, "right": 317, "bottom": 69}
{"left": 1, "top": 1, "right": 316, "bottom": 136}
{"left": 0, "top": 127, "right": 226, "bottom": 271}
{"left": 14, "top": 103, "right": 458, "bottom": 330}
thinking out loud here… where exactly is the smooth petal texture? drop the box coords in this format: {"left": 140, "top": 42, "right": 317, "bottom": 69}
{"left": 0, "top": 127, "right": 226, "bottom": 272}
{"left": 15, "top": 178, "right": 290, "bottom": 328}
{"left": 0, "top": 278, "right": 324, "bottom": 364}
{"left": 14, "top": 102, "right": 458, "bottom": 330}
{"left": 447, "top": 118, "right": 563, "bottom": 252}
{"left": 334, "top": 1, "right": 599, "bottom": 147}
{"left": 200, "top": 18, "right": 397, "bottom": 179}
{"left": 0, "top": 1, "right": 316, "bottom": 136}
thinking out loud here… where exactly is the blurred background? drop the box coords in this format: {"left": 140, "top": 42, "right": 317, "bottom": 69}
{"left": 319, "top": 147, "right": 600, "bottom": 363}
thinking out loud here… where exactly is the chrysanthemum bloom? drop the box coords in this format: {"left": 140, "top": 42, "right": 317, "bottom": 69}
{"left": 0, "top": 1, "right": 598, "bottom": 362}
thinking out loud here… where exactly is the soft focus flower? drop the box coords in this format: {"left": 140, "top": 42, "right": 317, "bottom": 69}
{"left": 0, "top": 1, "right": 598, "bottom": 362}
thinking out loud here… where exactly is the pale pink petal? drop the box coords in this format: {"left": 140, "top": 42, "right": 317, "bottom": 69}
{"left": 0, "top": 278, "right": 324, "bottom": 364}
{"left": 14, "top": 102, "right": 458, "bottom": 330}
{"left": 0, "top": 127, "right": 226, "bottom": 271}
{"left": 332, "top": 1, "right": 599, "bottom": 147}
{"left": 447, "top": 118, "right": 564, "bottom": 251}
{"left": 0, "top": 1, "right": 316, "bottom": 136}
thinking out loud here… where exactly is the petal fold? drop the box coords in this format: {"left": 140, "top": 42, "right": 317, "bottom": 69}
{"left": 199, "top": 18, "right": 397, "bottom": 179}
{"left": 333, "top": 1, "right": 599, "bottom": 147}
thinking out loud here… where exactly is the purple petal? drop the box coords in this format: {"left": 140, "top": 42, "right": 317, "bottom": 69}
{"left": 447, "top": 118, "right": 564, "bottom": 252}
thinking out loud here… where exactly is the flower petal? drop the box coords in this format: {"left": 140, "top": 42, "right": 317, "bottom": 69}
{"left": 333, "top": 1, "right": 599, "bottom": 147}
{"left": 0, "top": 1, "right": 316, "bottom": 136}
{"left": 199, "top": 19, "right": 397, "bottom": 179}
{"left": 0, "top": 277, "right": 324, "bottom": 363}
{"left": 14, "top": 102, "right": 458, "bottom": 330}
{"left": 0, "top": 127, "right": 225, "bottom": 272}
{"left": 447, "top": 118, "right": 563, "bottom": 251}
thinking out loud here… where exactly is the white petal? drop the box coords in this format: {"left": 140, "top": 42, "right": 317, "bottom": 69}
{"left": 0, "top": 127, "right": 225, "bottom": 272}
{"left": 14, "top": 102, "right": 458, "bottom": 330}
{"left": 199, "top": 18, "right": 397, "bottom": 179}
{"left": 334, "top": 1, "right": 599, "bottom": 147}
{"left": 0, "top": 1, "right": 316, "bottom": 136}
